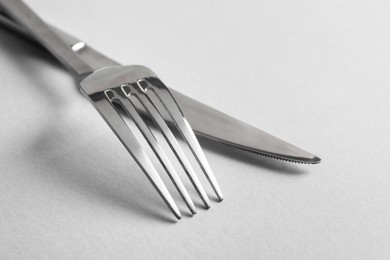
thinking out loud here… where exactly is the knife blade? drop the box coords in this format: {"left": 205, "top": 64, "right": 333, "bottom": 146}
{"left": 0, "top": 12, "right": 320, "bottom": 164}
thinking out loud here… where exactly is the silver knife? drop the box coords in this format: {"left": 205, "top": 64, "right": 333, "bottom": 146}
{"left": 0, "top": 12, "right": 320, "bottom": 164}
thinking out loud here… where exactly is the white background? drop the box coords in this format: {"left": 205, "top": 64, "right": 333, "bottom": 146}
{"left": 1, "top": 0, "right": 389, "bottom": 259}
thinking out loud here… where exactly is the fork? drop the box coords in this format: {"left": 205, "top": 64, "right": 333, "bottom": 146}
{"left": 0, "top": 0, "right": 223, "bottom": 220}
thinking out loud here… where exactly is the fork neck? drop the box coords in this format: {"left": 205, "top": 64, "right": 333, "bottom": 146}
{"left": 0, "top": 0, "right": 93, "bottom": 79}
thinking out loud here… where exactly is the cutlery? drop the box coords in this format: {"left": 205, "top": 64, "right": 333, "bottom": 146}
{"left": 0, "top": 11, "right": 321, "bottom": 164}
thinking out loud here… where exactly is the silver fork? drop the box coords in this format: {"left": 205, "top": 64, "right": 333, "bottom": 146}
{"left": 0, "top": 0, "right": 223, "bottom": 220}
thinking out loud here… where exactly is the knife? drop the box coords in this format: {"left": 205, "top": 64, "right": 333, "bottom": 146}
{"left": 0, "top": 11, "right": 320, "bottom": 164}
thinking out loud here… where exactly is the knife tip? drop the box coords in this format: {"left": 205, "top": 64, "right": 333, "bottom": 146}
{"left": 310, "top": 156, "right": 321, "bottom": 164}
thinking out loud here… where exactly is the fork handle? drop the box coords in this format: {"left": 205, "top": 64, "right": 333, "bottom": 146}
{"left": 0, "top": 0, "right": 93, "bottom": 79}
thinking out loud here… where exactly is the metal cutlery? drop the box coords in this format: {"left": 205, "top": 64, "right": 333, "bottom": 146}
{"left": 0, "top": 0, "right": 223, "bottom": 219}
{"left": 0, "top": 0, "right": 322, "bottom": 219}
{"left": 0, "top": 10, "right": 321, "bottom": 165}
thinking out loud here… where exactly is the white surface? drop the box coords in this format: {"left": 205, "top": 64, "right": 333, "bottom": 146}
{"left": 1, "top": 0, "right": 389, "bottom": 259}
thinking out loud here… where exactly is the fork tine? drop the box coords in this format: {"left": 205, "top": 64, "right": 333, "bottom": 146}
{"left": 106, "top": 87, "right": 197, "bottom": 215}
{"left": 125, "top": 84, "right": 211, "bottom": 209}
{"left": 89, "top": 93, "right": 182, "bottom": 219}
{"left": 130, "top": 81, "right": 212, "bottom": 208}
{"left": 138, "top": 79, "right": 224, "bottom": 202}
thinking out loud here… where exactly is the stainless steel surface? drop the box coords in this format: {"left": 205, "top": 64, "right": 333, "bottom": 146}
{"left": 0, "top": 11, "right": 321, "bottom": 164}
{"left": 140, "top": 79, "right": 223, "bottom": 201}
{"left": 106, "top": 86, "right": 197, "bottom": 214}
{"left": 0, "top": 0, "right": 223, "bottom": 219}
{"left": 123, "top": 82, "right": 211, "bottom": 208}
